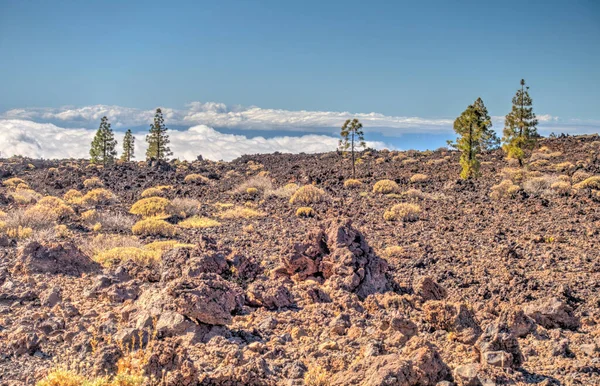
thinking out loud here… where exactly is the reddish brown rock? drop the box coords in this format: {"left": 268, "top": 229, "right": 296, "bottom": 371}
{"left": 423, "top": 301, "right": 482, "bottom": 344}
{"left": 245, "top": 278, "right": 294, "bottom": 309}
{"left": 523, "top": 296, "right": 580, "bottom": 331}
{"left": 414, "top": 276, "right": 447, "bottom": 302}
{"left": 13, "top": 241, "right": 99, "bottom": 276}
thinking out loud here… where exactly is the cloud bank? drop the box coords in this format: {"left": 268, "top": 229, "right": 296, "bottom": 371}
{"left": 0, "top": 119, "right": 388, "bottom": 161}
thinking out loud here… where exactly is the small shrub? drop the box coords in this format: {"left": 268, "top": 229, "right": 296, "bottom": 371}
{"left": 130, "top": 197, "right": 171, "bottom": 218}
{"left": 373, "top": 179, "right": 399, "bottom": 194}
{"left": 81, "top": 209, "right": 98, "bottom": 222}
{"left": 383, "top": 203, "right": 421, "bottom": 222}
{"left": 81, "top": 188, "right": 115, "bottom": 206}
{"left": 178, "top": 216, "right": 221, "bottom": 229}
{"left": 232, "top": 175, "right": 273, "bottom": 195}
{"left": 170, "top": 198, "right": 201, "bottom": 218}
{"left": 296, "top": 207, "right": 315, "bottom": 218}
{"left": 92, "top": 223, "right": 102, "bottom": 232}
{"left": 55, "top": 224, "right": 70, "bottom": 238}
{"left": 144, "top": 240, "right": 194, "bottom": 252}
{"left": 219, "top": 207, "right": 265, "bottom": 219}
{"left": 63, "top": 189, "right": 83, "bottom": 205}
{"left": 140, "top": 185, "right": 172, "bottom": 198}
{"left": 402, "top": 158, "right": 418, "bottom": 165}
{"left": 36, "top": 369, "right": 85, "bottom": 386}
{"left": 265, "top": 183, "right": 299, "bottom": 198}
{"left": 33, "top": 196, "right": 75, "bottom": 220}
{"left": 213, "top": 202, "right": 234, "bottom": 209}
{"left": 500, "top": 167, "right": 526, "bottom": 182}
{"left": 132, "top": 218, "right": 177, "bottom": 236}
{"left": 553, "top": 162, "right": 574, "bottom": 172}
{"left": 551, "top": 181, "right": 571, "bottom": 195}
{"left": 401, "top": 188, "right": 427, "bottom": 200}
{"left": 304, "top": 365, "right": 330, "bottom": 386}
{"left": 5, "top": 226, "right": 33, "bottom": 239}
{"left": 375, "top": 157, "right": 386, "bottom": 164}
{"left": 83, "top": 177, "right": 103, "bottom": 189}
{"left": 573, "top": 176, "right": 600, "bottom": 190}
{"left": 2, "top": 177, "right": 26, "bottom": 189}
{"left": 9, "top": 188, "right": 41, "bottom": 205}
{"left": 97, "top": 212, "right": 136, "bottom": 232}
{"left": 246, "top": 187, "right": 259, "bottom": 196}
{"left": 490, "top": 180, "right": 520, "bottom": 199}
{"left": 343, "top": 179, "right": 362, "bottom": 188}
{"left": 289, "top": 185, "right": 325, "bottom": 204}
{"left": 523, "top": 176, "right": 555, "bottom": 196}
{"left": 184, "top": 173, "right": 209, "bottom": 184}
{"left": 410, "top": 173, "right": 429, "bottom": 183}
{"left": 243, "top": 224, "right": 255, "bottom": 233}
{"left": 572, "top": 170, "right": 592, "bottom": 184}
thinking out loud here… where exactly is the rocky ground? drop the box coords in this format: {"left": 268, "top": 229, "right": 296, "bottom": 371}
{"left": 0, "top": 134, "right": 599, "bottom": 385}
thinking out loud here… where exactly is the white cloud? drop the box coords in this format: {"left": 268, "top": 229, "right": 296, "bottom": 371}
{"left": 0, "top": 119, "right": 389, "bottom": 161}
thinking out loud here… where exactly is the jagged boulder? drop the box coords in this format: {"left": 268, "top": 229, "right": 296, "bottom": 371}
{"left": 278, "top": 218, "right": 389, "bottom": 299}
{"left": 246, "top": 278, "right": 294, "bottom": 309}
{"left": 414, "top": 276, "right": 447, "bottom": 302}
{"left": 13, "top": 241, "right": 99, "bottom": 276}
{"left": 476, "top": 322, "right": 523, "bottom": 368}
{"left": 423, "top": 301, "right": 482, "bottom": 344}
{"left": 161, "top": 237, "right": 228, "bottom": 282}
{"left": 523, "top": 296, "right": 580, "bottom": 330}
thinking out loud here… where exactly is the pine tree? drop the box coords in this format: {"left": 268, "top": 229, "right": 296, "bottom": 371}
{"left": 502, "top": 79, "right": 539, "bottom": 166}
{"left": 339, "top": 118, "right": 366, "bottom": 179}
{"left": 453, "top": 99, "right": 494, "bottom": 179}
{"left": 121, "top": 129, "right": 135, "bottom": 162}
{"left": 89, "top": 116, "right": 117, "bottom": 165}
{"left": 146, "top": 108, "right": 172, "bottom": 161}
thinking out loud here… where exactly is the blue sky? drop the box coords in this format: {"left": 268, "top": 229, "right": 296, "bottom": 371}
{"left": 0, "top": 0, "right": 599, "bottom": 159}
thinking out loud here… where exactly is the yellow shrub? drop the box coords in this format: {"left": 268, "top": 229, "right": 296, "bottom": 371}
{"left": 178, "top": 216, "right": 221, "bottom": 229}
{"left": 2, "top": 177, "right": 26, "bottom": 189}
{"left": 92, "top": 222, "right": 102, "bottom": 232}
{"left": 296, "top": 207, "right": 315, "bottom": 218}
{"left": 410, "top": 173, "right": 429, "bottom": 183}
{"left": 490, "top": 180, "right": 520, "bottom": 199}
{"left": 140, "top": 185, "right": 172, "bottom": 198}
{"left": 289, "top": 185, "right": 324, "bottom": 204}
{"left": 572, "top": 170, "right": 592, "bottom": 184}
{"left": 284, "top": 183, "right": 299, "bottom": 190}
{"left": 55, "top": 224, "right": 70, "bottom": 238}
{"left": 144, "top": 240, "right": 194, "bottom": 253}
{"left": 213, "top": 202, "right": 234, "bottom": 209}
{"left": 0, "top": 220, "right": 5, "bottom": 232}
{"left": 373, "top": 179, "right": 399, "bottom": 194}
{"left": 36, "top": 369, "right": 85, "bottom": 386}
{"left": 500, "top": 167, "right": 526, "bottom": 182}
{"left": 383, "top": 203, "right": 421, "bottom": 222}
{"left": 130, "top": 197, "right": 171, "bottom": 218}
{"left": 573, "top": 176, "right": 600, "bottom": 190}
{"left": 304, "top": 365, "right": 330, "bottom": 386}
{"left": 5, "top": 226, "right": 33, "bottom": 239}
{"left": 83, "top": 177, "right": 104, "bottom": 189}
{"left": 0, "top": 210, "right": 6, "bottom": 219}
{"left": 184, "top": 173, "right": 209, "bottom": 184}
{"left": 382, "top": 246, "right": 405, "bottom": 259}
{"left": 34, "top": 196, "right": 75, "bottom": 219}
{"left": 343, "top": 179, "right": 362, "bottom": 188}
{"left": 95, "top": 247, "right": 161, "bottom": 267}
{"left": 551, "top": 181, "right": 571, "bottom": 195}
{"left": 243, "top": 224, "right": 255, "bottom": 233}
{"left": 246, "top": 187, "right": 259, "bottom": 196}
{"left": 82, "top": 189, "right": 115, "bottom": 206}
{"left": 219, "top": 207, "right": 265, "bottom": 219}
{"left": 81, "top": 209, "right": 98, "bottom": 222}
{"left": 402, "top": 158, "right": 418, "bottom": 165}
{"left": 63, "top": 189, "right": 83, "bottom": 205}
{"left": 132, "top": 218, "right": 177, "bottom": 236}
{"left": 9, "top": 188, "right": 41, "bottom": 205}
{"left": 553, "top": 162, "right": 574, "bottom": 172}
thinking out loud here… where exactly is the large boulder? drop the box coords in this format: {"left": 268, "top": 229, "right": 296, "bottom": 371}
{"left": 423, "top": 301, "right": 482, "bottom": 344}
{"left": 13, "top": 241, "right": 99, "bottom": 276}
{"left": 523, "top": 297, "right": 580, "bottom": 330}
{"left": 277, "top": 218, "right": 389, "bottom": 299}
{"left": 164, "top": 273, "right": 244, "bottom": 326}
{"left": 331, "top": 337, "right": 450, "bottom": 385}
{"left": 161, "top": 237, "right": 228, "bottom": 282}
{"left": 246, "top": 278, "right": 294, "bottom": 309}
{"left": 414, "top": 276, "right": 447, "bottom": 302}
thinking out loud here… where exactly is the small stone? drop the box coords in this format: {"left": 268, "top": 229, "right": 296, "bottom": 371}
{"left": 319, "top": 340, "right": 339, "bottom": 351}
{"left": 453, "top": 363, "right": 480, "bottom": 386}
{"left": 482, "top": 351, "right": 513, "bottom": 368}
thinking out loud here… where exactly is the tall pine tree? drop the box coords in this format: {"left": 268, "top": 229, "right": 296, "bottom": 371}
{"left": 146, "top": 108, "right": 172, "bottom": 161}
{"left": 121, "top": 129, "right": 135, "bottom": 162}
{"left": 90, "top": 116, "right": 117, "bottom": 165}
{"left": 452, "top": 98, "right": 495, "bottom": 179}
{"left": 502, "top": 79, "right": 539, "bottom": 166}
{"left": 339, "top": 118, "right": 366, "bottom": 179}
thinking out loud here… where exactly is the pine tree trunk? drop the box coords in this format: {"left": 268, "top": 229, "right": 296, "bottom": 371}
{"left": 351, "top": 131, "right": 355, "bottom": 179}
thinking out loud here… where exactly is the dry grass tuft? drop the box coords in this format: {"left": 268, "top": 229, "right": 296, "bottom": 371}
{"left": 410, "top": 173, "right": 429, "bottom": 183}
{"left": 289, "top": 185, "right": 325, "bottom": 204}
{"left": 373, "top": 179, "right": 399, "bottom": 194}
{"left": 490, "top": 180, "right": 520, "bottom": 200}
{"left": 132, "top": 218, "right": 177, "bottom": 236}
{"left": 178, "top": 216, "right": 221, "bottom": 229}
{"left": 170, "top": 198, "right": 201, "bottom": 218}
{"left": 95, "top": 247, "right": 161, "bottom": 267}
{"left": 219, "top": 206, "right": 265, "bottom": 219}
{"left": 304, "top": 365, "right": 331, "bottom": 386}
{"left": 130, "top": 197, "right": 171, "bottom": 218}
{"left": 296, "top": 207, "right": 315, "bottom": 218}
{"left": 343, "top": 179, "right": 362, "bottom": 188}
{"left": 383, "top": 203, "right": 421, "bottom": 222}
{"left": 83, "top": 177, "right": 104, "bottom": 189}
{"left": 140, "top": 185, "right": 172, "bottom": 198}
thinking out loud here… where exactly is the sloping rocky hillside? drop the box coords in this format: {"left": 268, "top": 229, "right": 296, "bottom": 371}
{"left": 0, "top": 134, "right": 599, "bottom": 385}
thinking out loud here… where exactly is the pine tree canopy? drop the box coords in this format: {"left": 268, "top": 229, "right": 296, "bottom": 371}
{"left": 453, "top": 98, "right": 495, "bottom": 179}
{"left": 121, "top": 129, "right": 135, "bottom": 162}
{"left": 89, "top": 116, "right": 117, "bottom": 165}
{"left": 339, "top": 118, "right": 366, "bottom": 179}
{"left": 502, "top": 79, "right": 539, "bottom": 165}
{"left": 146, "top": 108, "right": 172, "bottom": 161}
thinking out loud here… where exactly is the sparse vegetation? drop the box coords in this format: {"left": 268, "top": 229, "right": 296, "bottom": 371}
{"left": 372, "top": 179, "right": 399, "bottom": 194}
{"left": 573, "top": 176, "right": 600, "bottom": 190}
{"left": 178, "top": 216, "right": 221, "bottom": 228}
{"left": 490, "top": 179, "right": 520, "bottom": 199}
{"left": 289, "top": 185, "right": 325, "bottom": 205}
{"left": 218, "top": 206, "right": 265, "bottom": 219}
{"left": 132, "top": 218, "right": 177, "bottom": 236}
{"left": 383, "top": 203, "right": 421, "bottom": 221}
